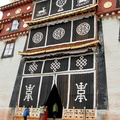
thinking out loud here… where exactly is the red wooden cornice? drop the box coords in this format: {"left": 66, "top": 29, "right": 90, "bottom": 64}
{"left": 0, "top": 12, "right": 32, "bottom": 24}
{"left": 19, "top": 39, "right": 99, "bottom": 56}
{"left": 0, "top": 30, "right": 29, "bottom": 41}
{"left": 97, "top": 7, "right": 120, "bottom": 15}
{"left": 97, "top": 8, "right": 120, "bottom": 18}
{"left": 0, "top": 0, "right": 34, "bottom": 11}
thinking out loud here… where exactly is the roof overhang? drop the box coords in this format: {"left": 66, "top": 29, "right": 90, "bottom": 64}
{"left": 97, "top": 8, "right": 120, "bottom": 19}
{"left": 25, "top": 4, "right": 98, "bottom": 26}
{"left": 0, "top": 0, "right": 34, "bottom": 11}
{"left": 0, "top": 30, "right": 29, "bottom": 41}
{"left": 19, "top": 39, "right": 100, "bottom": 56}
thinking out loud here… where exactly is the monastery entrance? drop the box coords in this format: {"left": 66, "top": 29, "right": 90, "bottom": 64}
{"left": 45, "top": 84, "right": 63, "bottom": 118}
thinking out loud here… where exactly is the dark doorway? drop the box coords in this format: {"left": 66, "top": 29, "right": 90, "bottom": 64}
{"left": 45, "top": 84, "right": 63, "bottom": 118}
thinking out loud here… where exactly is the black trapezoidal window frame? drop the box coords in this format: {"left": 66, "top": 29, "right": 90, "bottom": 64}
{"left": 9, "top": 19, "right": 20, "bottom": 33}
{"left": 1, "top": 42, "right": 15, "bottom": 58}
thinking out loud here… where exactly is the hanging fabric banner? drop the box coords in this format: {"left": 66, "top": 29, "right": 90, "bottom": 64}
{"left": 24, "top": 61, "right": 43, "bottom": 74}
{"left": 33, "top": 0, "right": 50, "bottom": 19}
{"left": 50, "top": 0, "right": 72, "bottom": 15}
{"left": 70, "top": 54, "right": 94, "bottom": 71}
{"left": 27, "top": 16, "right": 96, "bottom": 50}
{"left": 38, "top": 76, "right": 53, "bottom": 106}
{"left": 28, "top": 27, "right": 47, "bottom": 49}
{"left": 57, "top": 74, "right": 68, "bottom": 108}
{"left": 33, "top": 0, "right": 95, "bottom": 19}
{"left": 69, "top": 72, "right": 94, "bottom": 109}
{"left": 43, "top": 58, "right": 69, "bottom": 73}
{"left": 72, "top": 16, "right": 95, "bottom": 42}
{"left": 47, "top": 22, "right": 71, "bottom": 46}
{"left": 73, "top": 0, "right": 93, "bottom": 9}
{"left": 19, "top": 77, "right": 40, "bottom": 107}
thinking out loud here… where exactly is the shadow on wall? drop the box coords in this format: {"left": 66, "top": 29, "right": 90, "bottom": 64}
{"left": 97, "top": 20, "right": 108, "bottom": 109}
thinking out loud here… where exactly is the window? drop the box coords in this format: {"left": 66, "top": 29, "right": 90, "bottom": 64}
{"left": 10, "top": 20, "right": 20, "bottom": 31}
{"left": 1, "top": 42, "right": 15, "bottom": 58}
{"left": 116, "top": 0, "right": 120, "bottom": 8}
{"left": 0, "top": 11, "right": 3, "bottom": 20}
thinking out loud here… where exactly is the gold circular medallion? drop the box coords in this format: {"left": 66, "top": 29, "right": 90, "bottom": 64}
{"left": 104, "top": 2, "right": 112, "bottom": 8}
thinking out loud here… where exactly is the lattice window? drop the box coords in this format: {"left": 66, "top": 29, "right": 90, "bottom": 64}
{"left": 1, "top": 42, "right": 15, "bottom": 58}
{"left": 11, "top": 20, "right": 20, "bottom": 31}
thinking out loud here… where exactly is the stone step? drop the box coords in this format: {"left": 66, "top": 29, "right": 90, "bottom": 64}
{"left": 47, "top": 118, "right": 61, "bottom": 120}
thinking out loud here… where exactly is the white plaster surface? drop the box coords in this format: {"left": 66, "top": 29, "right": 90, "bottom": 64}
{"left": 100, "top": 17, "right": 120, "bottom": 119}
{"left": 0, "top": 36, "right": 27, "bottom": 120}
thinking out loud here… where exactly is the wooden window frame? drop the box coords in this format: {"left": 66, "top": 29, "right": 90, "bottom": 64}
{"left": 9, "top": 19, "right": 20, "bottom": 32}
{"left": 1, "top": 42, "right": 15, "bottom": 58}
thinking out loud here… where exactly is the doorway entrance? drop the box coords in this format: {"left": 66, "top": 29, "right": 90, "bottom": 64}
{"left": 45, "top": 84, "right": 63, "bottom": 118}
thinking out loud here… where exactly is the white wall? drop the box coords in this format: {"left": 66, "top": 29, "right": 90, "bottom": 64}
{"left": 0, "top": 35, "right": 27, "bottom": 120}
{"left": 101, "top": 17, "right": 120, "bottom": 120}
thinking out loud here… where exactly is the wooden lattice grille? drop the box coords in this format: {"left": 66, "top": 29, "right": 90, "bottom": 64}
{"left": 62, "top": 107, "right": 96, "bottom": 120}
{"left": 14, "top": 106, "right": 96, "bottom": 120}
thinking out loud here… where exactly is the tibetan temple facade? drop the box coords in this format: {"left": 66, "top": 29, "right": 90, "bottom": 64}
{"left": 0, "top": 0, "right": 34, "bottom": 120}
{"left": 0, "top": 0, "right": 120, "bottom": 120}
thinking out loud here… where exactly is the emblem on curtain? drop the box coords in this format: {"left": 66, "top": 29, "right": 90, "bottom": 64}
{"left": 50, "top": 59, "right": 61, "bottom": 72}
{"left": 76, "top": 0, "right": 90, "bottom": 7}
{"left": 32, "top": 32, "right": 43, "bottom": 44}
{"left": 23, "top": 84, "right": 35, "bottom": 101}
{"left": 75, "top": 82, "right": 87, "bottom": 102}
{"left": 28, "top": 62, "right": 38, "bottom": 74}
{"left": 76, "top": 22, "right": 90, "bottom": 36}
{"left": 53, "top": 27, "right": 65, "bottom": 40}
{"left": 37, "top": 7, "right": 47, "bottom": 16}
{"left": 76, "top": 56, "right": 87, "bottom": 69}
{"left": 56, "top": 0, "right": 67, "bottom": 12}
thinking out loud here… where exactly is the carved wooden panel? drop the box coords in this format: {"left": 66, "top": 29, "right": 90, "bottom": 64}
{"left": 74, "top": 109, "right": 84, "bottom": 119}
{"left": 86, "top": 109, "right": 96, "bottom": 120}
{"left": 63, "top": 109, "right": 74, "bottom": 118}
{"left": 14, "top": 107, "right": 25, "bottom": 116}
{"left": 14, "top": 107, "right": 40, "bottom": 118}
{"left": 30, "top": 107, "right": 40, "bottom": 117}
{"left": 62, "top": 107, "right": 96, "bottom": 120}
{"left": 14, "top": 107, "right": 96, "bottom": 120}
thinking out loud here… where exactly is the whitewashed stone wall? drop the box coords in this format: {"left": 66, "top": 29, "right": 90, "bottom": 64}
{"left": 99, "top": 17, "right": 120, "bottom": 120}
{"left": 0, "top": 36, "right": 27, "bottom": 120}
